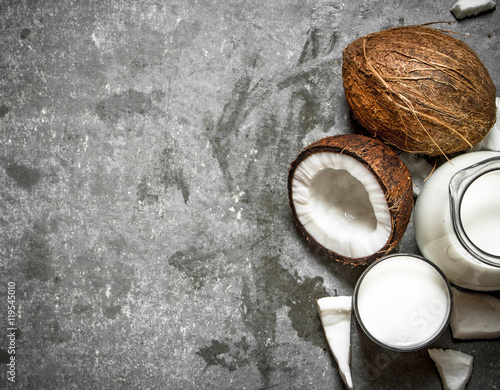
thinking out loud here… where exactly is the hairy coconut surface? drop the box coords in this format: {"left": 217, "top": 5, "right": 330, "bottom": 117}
{"left": 342, "top": 25, "right": 497, "bottom": 156}
{"left": 288, "top": 134, "right": 413, "bottom": 266}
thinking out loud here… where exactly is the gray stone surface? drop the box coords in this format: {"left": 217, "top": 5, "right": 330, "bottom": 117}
{"left": 0, "top": 0, "right": 499, "bottom": 389}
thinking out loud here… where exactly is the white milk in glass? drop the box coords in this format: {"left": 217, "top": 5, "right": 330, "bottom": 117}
{"left": 354, "top": 255, "right": 451, "bottom": 351}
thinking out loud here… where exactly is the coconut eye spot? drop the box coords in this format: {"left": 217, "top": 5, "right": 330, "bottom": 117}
{"left": 291, "top": 152, "right": 391, "bottom": 258}
{"left": 309, "top": 168, "right": 377, "bottom": 237}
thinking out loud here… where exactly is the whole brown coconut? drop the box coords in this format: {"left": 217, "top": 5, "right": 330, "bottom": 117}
{"left": 342, "top": 25, "right": 497, "bottom": 156}
{"left": 288, "top": 134, "right": 413, "bottom": 266}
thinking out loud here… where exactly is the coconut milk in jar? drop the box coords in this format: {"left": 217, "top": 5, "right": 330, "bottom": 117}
{"left": 414, "top": 151, "right": 500, "bottom": 291}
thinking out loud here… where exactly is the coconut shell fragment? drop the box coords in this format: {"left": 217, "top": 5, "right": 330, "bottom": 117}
{"left": 288, "top": 134, "right": 413, "bottom": 266}
{"left": 342, "top": 25, "right": 497, "bottom": 156}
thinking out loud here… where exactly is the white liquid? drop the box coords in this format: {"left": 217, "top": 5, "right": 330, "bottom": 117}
{"left": 414, "top": 151, "right": 500, "bottom": 291}
{"left": 461, "top": 170, "right": 500, "bottom": 256}
{"left": 355, "top": 255, "right": 451, "bottom": 350}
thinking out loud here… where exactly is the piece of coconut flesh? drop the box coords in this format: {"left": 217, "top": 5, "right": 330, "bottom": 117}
{"left": 317, "top": 296, "right": 353, "bottom": 390}
{"left": 291, "top": 152, "right": 391, "bottom": 258}
{"left": 449, "top": 287, "right": 500, "bottom": 339}
{"left": 451, "top": 0, "right": 496, "bottom": 20}
{"left": 428, "top": 348, "right": 473, "bottom": 390}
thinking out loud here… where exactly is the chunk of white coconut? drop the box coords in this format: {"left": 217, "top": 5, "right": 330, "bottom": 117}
{"left": 472, "top": 97, "right": 500, "bottom": 152}
{"left": 451, "top": 0, "right": 496, "bottom": 20}
{"left": 428, "top": 348, "right": 473, "bottom": 390}
{"left": 292, "top": 152, "right": 391, "bottom": 258}
{"left": 450, "top": 287, "right": 500, "bottom": 339}
{"left": 396, "top": 151, "right": 434, "bottom": 196}
{"left": 317, "top": 296, "right": 353, "bottom": 390}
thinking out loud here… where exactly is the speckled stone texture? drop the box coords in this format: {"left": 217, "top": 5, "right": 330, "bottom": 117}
{"left": 0, "top": 0, "right": 499, "bottom": 389}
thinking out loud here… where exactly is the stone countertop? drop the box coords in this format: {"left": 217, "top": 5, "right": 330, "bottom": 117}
{"left": 0, "top": 0, "right": 499, "bottom": 389}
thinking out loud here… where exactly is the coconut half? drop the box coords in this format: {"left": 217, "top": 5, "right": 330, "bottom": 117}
{"left": 288, "top": 134, "right": 413, "bottom": 265}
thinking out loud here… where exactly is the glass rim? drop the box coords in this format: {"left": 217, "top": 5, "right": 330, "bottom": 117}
{"left": 352, "top": 253, "right": 453, "bottom": 352}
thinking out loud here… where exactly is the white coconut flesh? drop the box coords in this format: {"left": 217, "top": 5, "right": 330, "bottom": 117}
{"left": 449, "top": 287, "right": 500, "bottom": 339}
{"left": 317, "top": 296, "right": 354, "bottom": 390}
{"left": 428, "top": 348, "right": 473, "bottom": 390}
{"left": 291, "top": 152, "right": 392, "bottom": 258}
{"left": 451, "top": 0, "right": 497, "bottom": 20}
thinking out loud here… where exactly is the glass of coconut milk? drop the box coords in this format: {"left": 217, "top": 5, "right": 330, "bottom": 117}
{"left": 353, "top": 254, "right": 452, "bottom": 351}
{"left": 414, "top": 152, "right": 500, "bottom": 291}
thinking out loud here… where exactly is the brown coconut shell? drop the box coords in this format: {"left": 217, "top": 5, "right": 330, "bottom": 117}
{"left": 288, "top": 134, "right": 413, "bottom": 266}
{"left": 342, "top": 25, "right": 497, "bottom": 156}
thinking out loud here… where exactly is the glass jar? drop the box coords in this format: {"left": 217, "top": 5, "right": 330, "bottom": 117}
{"left": 414, "top": 151, "right": 500, "bottom": 291}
